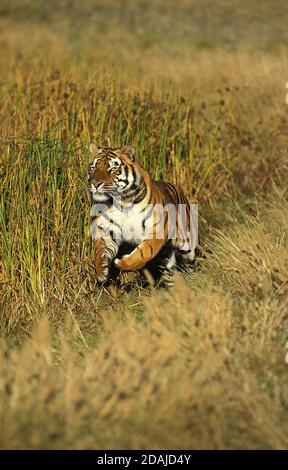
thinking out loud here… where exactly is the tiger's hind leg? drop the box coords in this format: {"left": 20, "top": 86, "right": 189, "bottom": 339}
{"left": 144, "top": 245, "right": 176, "bottom": 288}
{"left": 158, "top": 249, "right": 176, "bottom": 287}
{"left": 176, "top": 246, "right": 196, "bottom": 274}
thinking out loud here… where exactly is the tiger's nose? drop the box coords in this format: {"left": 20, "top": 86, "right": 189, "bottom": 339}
{"left": 92, "top": 181, "right": 103, "bottom": 189}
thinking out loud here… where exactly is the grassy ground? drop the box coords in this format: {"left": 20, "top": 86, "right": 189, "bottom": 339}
{"left": 0, "top": 0, "right": 288, "bottom": 449}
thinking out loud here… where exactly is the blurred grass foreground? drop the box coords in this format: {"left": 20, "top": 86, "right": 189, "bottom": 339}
{"left": 0, "top": 0, "right": 288, "bottom": 449}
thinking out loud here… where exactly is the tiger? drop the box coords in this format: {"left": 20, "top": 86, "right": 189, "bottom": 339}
{"left": 88, "top": 144, "right": 197, "bottom": 287}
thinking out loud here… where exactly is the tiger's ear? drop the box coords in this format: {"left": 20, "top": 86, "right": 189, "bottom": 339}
{"left": 121, "top": 145, "right": 135, "bottom": 161}
{"left": 89, "top": 143, "right": 100, "bottom": 155}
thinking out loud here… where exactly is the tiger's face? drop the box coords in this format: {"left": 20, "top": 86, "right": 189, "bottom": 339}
{"left": 88, "top": 144, "right": 142, "bottom": 202}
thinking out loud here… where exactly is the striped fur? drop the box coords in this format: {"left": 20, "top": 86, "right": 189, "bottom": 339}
{"left": 88, "top": 144, "right": 196, "bottom": 286}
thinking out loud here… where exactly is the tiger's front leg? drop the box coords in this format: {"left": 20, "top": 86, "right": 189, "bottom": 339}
{"left": 114, "top": 238, "right": 165, "bottom": 272}
{"left": 94, "top": 236, "right": 119, "bottom": 284}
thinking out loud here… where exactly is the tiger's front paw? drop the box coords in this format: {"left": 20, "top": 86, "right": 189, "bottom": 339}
{"left": 95, "top": 258, "right": 109, "bottom": 284}
{"left": 96, "top": 272, "right": 108, "bottom": 284}
{"left": 114, "top": 256, "right": 130, "bottom": 271}
{"left": 114, "top": 255, "right": 144, "bottom": 272}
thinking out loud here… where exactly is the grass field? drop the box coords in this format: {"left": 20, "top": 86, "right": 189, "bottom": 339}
{"left": 0, "top": 0, "right": 288, "bottom": 449}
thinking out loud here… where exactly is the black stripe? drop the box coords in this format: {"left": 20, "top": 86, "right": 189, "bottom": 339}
{"left": 121, "top": 187, "right": 139, "bottom": 201}
{"left": 124, "top": 165, "right": 129, "bottom": 181}
{"left": 146, "top": 241, "right": 154, "bottom": 256}
{"left": 130, "top": 166, "right": 135, "bottom": 181}
{"left": 153, "top": 218, "right": 161, "bottom": 228}
{"left": 142, "top": 204, "right": 154, "bottom": 229}
{"left": 133, "top": 185, "right": 147, "bottom": 204}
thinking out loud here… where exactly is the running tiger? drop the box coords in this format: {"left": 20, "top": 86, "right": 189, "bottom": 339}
{"left": 88, "top": 144, "right": 197, "bottom": 286}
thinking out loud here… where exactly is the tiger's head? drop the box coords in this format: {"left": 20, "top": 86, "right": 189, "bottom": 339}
{"left": 88, "top": 144, "right": 145, "bottom": 202}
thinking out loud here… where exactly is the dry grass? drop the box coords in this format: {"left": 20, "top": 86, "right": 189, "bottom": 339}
{"left": 0, "top": 0, "right": 288, "bottom": 449}
{"left": 1, "top": 197, "right": 288, "bottom": 449}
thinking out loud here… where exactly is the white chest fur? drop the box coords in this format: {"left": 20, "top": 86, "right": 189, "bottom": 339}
{"left": 90, "top": 202, "right": 156, "bottom": 245}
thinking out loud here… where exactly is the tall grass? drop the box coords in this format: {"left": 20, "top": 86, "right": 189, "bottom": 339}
{"left": 1, "top": 197, "right": 288, "bottom": 449}
{"left": 0, "top": 0, "right": 288, "bottom": 449}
